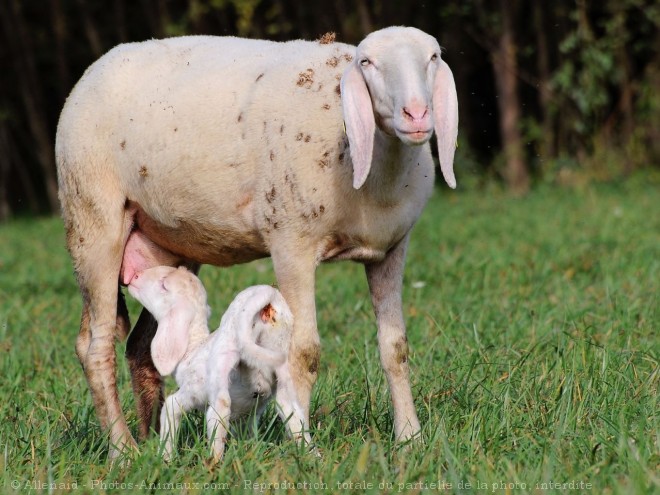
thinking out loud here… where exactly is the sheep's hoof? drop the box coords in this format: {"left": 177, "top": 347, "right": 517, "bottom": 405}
{"left": 108, "top": 439, "right": 140, "bottom": 467}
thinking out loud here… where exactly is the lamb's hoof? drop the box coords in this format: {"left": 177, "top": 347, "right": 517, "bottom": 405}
{"left": 308, "top": 444, "right": 323, "bottom": 459}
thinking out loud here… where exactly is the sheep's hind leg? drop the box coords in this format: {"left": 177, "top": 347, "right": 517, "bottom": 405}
{"left": 76, "top": 289, "right": 130, "bottom": 363}
{"left": 365, "top": 233, "right": 421, "bottom": 443}
{"left": 68, "top": 209, "right": 137, "bottom": 460}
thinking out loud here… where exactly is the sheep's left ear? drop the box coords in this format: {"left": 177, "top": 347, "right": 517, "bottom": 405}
{"left": 341, "top": 61, "right": 375, "bottom": 190}
{"left": 433, "top": 59, "right": 459, "bottom": 189}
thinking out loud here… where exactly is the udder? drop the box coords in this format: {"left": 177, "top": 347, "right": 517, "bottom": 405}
{"left": 120, "top": 229, "right": 184, "bottom": 285}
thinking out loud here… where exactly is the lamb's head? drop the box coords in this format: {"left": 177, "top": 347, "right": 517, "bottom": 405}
{"left": 341, "top": 26, "right": 459, "bottom": 189}
{"left": 128, "top": 266, "right": 210, "bottom": 376}
{"left": 128, "top": 266, "right": 207, "bottom": 319}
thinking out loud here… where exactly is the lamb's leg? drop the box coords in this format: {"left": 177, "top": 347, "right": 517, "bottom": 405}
{"left": 365, "top": 233, "right": 421, "bottom": 442}
{"left": 125, "top": 309, "right": 162, "bottom": 440}
{"left": 206, "top": 391, "right": 232, "bottom": 462}
{"left": 271, "top": 249, "right": 319, "bottom": 422}
{"left": 205, "top": 349, "right": 239, "bottom": 462}
{"left": 160, "top": 391, "right": 193, "bottom": 461}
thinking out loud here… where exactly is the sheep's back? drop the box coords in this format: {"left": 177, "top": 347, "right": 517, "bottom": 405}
{"left": 57, "top": 36, "right": 355, "bottom": 227}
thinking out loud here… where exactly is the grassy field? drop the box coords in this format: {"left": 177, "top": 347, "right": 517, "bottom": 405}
{"left": 0, "top": 176, "right": 658, "bottom": 494}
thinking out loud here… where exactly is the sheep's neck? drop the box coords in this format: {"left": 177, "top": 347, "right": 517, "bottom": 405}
{"left": 363, "top": 128, "right": 418, "bottom": 200}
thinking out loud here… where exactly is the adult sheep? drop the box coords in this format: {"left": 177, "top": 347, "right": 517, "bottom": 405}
{"left": 56, "top": 26, "right": 458, "bottom": 459}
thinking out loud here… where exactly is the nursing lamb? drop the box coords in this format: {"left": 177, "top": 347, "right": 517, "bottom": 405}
{"left": 127, "top": 266, "right": 310, "bottom": 461}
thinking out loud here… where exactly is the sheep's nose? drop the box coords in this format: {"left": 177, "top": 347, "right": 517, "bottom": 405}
{"left": 402, "top": 104, "right": 428, "bottom": 122}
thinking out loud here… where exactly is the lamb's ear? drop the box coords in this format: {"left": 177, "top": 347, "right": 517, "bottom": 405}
{"left": 340, "top": 61, "right": 375, "bottom": 190}
{"left": 433, "top": 59, "right": 459, "bottom": 189}
{"left": 150, "top": 305, "right": 193, "bottom": 376}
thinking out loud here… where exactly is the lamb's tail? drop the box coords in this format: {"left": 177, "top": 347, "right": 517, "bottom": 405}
{"left": 234, "top": 287, "right": 287, "bottom": 369}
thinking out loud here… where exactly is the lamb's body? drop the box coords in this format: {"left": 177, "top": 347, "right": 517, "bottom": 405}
{"left": 56, "top": 27, "right": 458, "bottom": 458}
{"left": 168, "top": 339, "right": 278, "bottom": 423}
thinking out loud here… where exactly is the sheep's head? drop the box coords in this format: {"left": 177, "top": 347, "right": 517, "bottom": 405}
{"left": 341, "top": 26, "right": 459, "bottom": 189}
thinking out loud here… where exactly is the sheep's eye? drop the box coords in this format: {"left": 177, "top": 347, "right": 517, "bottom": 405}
{"left": 359, "top": 58, "right": 371, "bottom": 67}
{"left": 430, "top": 53, "right": 439, "bottom": 62}
{"left": 160, "top": 279, "right": 168, "bottom": 291}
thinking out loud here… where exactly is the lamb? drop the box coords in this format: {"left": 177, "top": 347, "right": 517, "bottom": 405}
{"left": 127, "top": 265, "right": 311, "bottom": 461}
{"left": 55, "top": 26, "right": 459, "bottom": 458}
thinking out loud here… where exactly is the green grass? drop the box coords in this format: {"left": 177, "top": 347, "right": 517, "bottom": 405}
{"left": 0, "top": 176, "right": 658, "bottom": 494}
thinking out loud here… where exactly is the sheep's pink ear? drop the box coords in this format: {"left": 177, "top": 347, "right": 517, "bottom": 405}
{"left": 151, "top": 305, "right": 193, "bottom": 376}
{"left": 340, "top": 61, "right": 375, "bottom": 190}
{"left": 433, "top": 59, "right": 459, "bottom": 189}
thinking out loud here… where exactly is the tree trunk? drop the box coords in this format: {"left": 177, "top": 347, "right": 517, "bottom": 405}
{"left": 0, "top": 120, "right": 41, "bottom": 217}
{"left": 0, "top": 122, "right": 10, "bottom": 221}
{"left": 75, "top": 0, "right": 104, "bottom": 58}
{"left": 51, "top": 0, "right": 71, "bottom": 101}
{"left": 356, "top": 0, "right": 373, "bottom": 36}
{"left": 157, "top": 0, "right": 171, "bottom": 37}
{"left": 534, "top": 0, "right": 555, "bottom": 159}
{"left": 0, "top": 0, "right": 60, "bottom": 212}
{"left": 491, "top": 0, "right": 529, "bottom": 194}
{"left": 115, "top": 0, "right": 128, "bottom": 42}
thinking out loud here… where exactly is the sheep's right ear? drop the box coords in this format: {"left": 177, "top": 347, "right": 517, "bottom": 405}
{"left": 151, "top": 305, "right": 194, "bottom": 376}
{"left": 340, "top": 61, "right": 375, "bottom": 190}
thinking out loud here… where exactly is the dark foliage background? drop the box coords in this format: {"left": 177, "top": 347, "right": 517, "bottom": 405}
{"left": 1, "top": 0, "right": 658, "bottom": 218}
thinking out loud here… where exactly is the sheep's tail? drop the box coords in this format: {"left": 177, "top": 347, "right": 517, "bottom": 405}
{"left": 235, "top": 288, "right": 287, "bottom": 370}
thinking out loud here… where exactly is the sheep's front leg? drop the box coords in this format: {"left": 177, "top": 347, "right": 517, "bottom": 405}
{"left": 271, "top": 248, "right": 319, "bottom": 422}
{"left": 160, "top": 391, "right": 194, "bottom": 461}
{"left": 365, "top": 233, "right": 421, "bottom": 442}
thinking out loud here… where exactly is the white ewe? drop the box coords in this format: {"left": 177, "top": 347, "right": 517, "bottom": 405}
{"left": 56, "top": 26, "right": 458, "bottom": 458}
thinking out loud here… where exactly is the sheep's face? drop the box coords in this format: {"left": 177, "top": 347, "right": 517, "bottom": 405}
{"left": 342, "top": 26, "right": 458, "bottom": 189}
{"left": 355, "top": 27, "right": 442, "bottom": 146}
{"left": 128, "top": 265, "right": 207, "bottom": 321}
